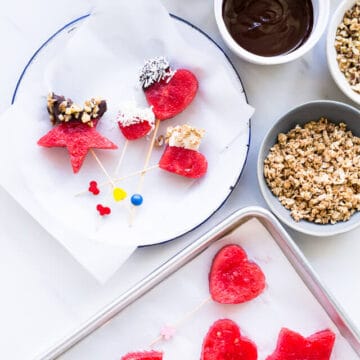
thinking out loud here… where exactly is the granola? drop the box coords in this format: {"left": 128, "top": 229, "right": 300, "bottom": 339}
{"left": 335, "top": 1, "right": 360, "bottom": 94}
{"left": 264, "top": 118, "right": 360, "bottom": 224}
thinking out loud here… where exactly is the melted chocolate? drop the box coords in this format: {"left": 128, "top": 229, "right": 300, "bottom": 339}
{"left": 222, "top": 0, "right": 313, "bottom": 57}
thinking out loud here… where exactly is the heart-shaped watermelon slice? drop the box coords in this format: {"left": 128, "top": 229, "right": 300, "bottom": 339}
{"left": 118, "top": 121, "right": 153, "bottom": 140}
{"left": 209, "top": 244, "right": 266, "bottom": 304}
{"left": 201, "top": 319, "right": 258, "bottom": 360}
{"left": 266, "top": 328, "right": 335, "bottom": 360}
{"left": 159, "top": 145, "right": 207, "bottom": 179}
{"left": 121, "top": 350, "right": 163, "bottom": 360}
{"left": 144, "top": 69, "right": 198, "bottom": 120}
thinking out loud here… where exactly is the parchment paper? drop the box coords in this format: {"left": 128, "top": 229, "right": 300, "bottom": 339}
{"left": 59, "top": 218, "right": 359, "bottom": 359}
{"left": 0, "top": 0, "right": 254, "bottom": 282}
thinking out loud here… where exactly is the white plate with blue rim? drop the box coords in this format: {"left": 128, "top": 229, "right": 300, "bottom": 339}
{"left": 9, "top": 14, "right": 251, "bottom": 247}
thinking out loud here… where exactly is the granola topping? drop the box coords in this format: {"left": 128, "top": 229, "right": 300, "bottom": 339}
{"left": 335, "top": 1, "right": 360, "bottom": 94}
{"left": 47, "top": 92, "right": 107, "bottom": 126}
{"left": 166, "top": 124, "right": 205, "bottom": 151}
{"left": 155, "top": 134, "right": 165, "bottom": 148}
{"left": 264, "top": 118, "right": 360, "bottom": 224}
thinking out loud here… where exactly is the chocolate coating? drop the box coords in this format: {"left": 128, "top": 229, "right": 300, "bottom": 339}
{"left": 222, "top": 0, "right": 313, "bottom": 57}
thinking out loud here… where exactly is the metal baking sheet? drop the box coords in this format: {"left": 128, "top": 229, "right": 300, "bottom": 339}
{"left": 36, "top": 206, "right": 360, "bottom": 359}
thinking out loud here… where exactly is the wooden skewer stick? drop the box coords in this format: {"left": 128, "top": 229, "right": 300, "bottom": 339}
{"left": 90, "top": 149, "right": 116, "bottom": 188}
{"left": 149, "top": 296, "right": 212, "bottom": 348}
{"left": 115, "top": 139, "right": 129, "bottom": 175}
{"left": 129, "top": 119, "right": 161, "bottom": 226}
{"left": 74, "top": 164, "right": 159, "bottom": 197}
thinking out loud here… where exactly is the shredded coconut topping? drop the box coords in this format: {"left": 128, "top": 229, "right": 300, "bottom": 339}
{"left": 166, "top": 124, "right": 205, "bottom": 151}
{"left": 139, "top": 56, "right": 176, "bottom": 89}
{"left": 117, "top": 101, "right": 155, "bottom": 128}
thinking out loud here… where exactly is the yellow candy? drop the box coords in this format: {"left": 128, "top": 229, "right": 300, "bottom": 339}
{"left": 113, "top": 187, "right": 127, "bottom": 202}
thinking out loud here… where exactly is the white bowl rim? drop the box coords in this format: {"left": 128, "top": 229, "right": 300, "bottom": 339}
{"left": 214, "top": 0, "right": 330, "bottom": 65}
{"left": 257, "top": 100, "right": 360, "bottom": 237}
{"left": 326, "top": 0, "right": 360, "bottom": 105}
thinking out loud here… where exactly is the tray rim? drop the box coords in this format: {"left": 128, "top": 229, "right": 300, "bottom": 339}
{"left": 35, "top": 205, "right": 360, "bottom": 359}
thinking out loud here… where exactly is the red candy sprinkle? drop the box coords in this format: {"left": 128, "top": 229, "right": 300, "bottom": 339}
{"left": 88, "top": 180, "right": 100, "bottom": 195}
{"left": 96, "top": 204, "right": 111, "bottom": 216}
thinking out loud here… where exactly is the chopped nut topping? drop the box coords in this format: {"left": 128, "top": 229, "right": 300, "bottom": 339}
{"left": 46, "top": 92, "right": 107, "bottom": 126}
{"left": 155, "top": 134, "right": 165, "bottom": 147}
{"left": 335, "top": 1, "right": 360, "bottom": 94}
{"left": 166, "top": 124, "right": 205, "bottom": 151}
{"left": 264, "top": 118, "right": 360, "bottom": 224}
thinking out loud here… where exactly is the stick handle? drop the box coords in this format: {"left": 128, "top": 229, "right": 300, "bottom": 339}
{"left": 115, "top": 139, "right": 129, "bottom": 175}
{"left": 129, "top": 119, "right": 161, "bottom": 225}
{"left": 74, "top": 164, "right": 160, "bottom": 197}
{"left": 149, "top": 296, "right": 212, "bottom": 348}
{"left": 90, "top": 149, "right": 116, "bottom": 188}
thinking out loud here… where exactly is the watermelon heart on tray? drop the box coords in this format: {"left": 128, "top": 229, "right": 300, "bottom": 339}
{"left": 266, "top": 328, "right": 336, "bottom": 360}
{"left": 121, "top": 351, "right": 163, "bottom": 360}
{"left": 209, "top": 244, "right": 266, "bottom": 304}
{"left": 201, "top": 319, "right": 258, "bottom": 360}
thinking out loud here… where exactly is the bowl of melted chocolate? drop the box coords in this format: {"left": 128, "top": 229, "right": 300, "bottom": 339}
{"left": 214, "top": 0, "right": 330, "bottom": 65}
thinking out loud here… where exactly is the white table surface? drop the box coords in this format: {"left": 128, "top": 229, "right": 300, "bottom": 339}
{"left": 0, "top": 0, "right": 359, "bottom": 359}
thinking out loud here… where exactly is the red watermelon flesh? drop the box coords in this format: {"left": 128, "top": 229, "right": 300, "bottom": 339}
{"left": 266, "top": 328, "right": 335, "bottom": 360}
{"left": 209, "top": 244, "right": 266, "bottom": 304}
{"left": 118, "top": 121, "right": 152, "bottom": 140}
{"left": 144, "top": 69, "right": 198, "bottom": 120}
{"left": 159, "top": 145, "right": 207, "bottom": 179}
{"left": 201, "top": 319, "right": 258, "bottom": 360}
{"left": 121, "top": 351, "right": 163, "bottom": 360}
{"left": 38, "top": 121, "right": 117, "bottom": 173}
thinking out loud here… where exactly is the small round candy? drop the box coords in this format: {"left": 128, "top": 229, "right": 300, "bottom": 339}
{"left": 131, "top": 194, "right": 143, "bottom": 206}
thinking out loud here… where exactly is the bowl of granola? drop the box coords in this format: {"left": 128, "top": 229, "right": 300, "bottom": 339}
{"left": 257, "top": 100, "right": 360, "bottom": 236}
{"left": 327, "top": 0, "right": 360, "bottom": 105}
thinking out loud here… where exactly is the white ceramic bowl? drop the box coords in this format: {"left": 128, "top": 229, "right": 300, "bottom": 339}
{"left": 327, "top": 0, "right": 360, "bottom": 106}
{"left": 214, "top": 0, "right": 330, "bottom": 65}
{"left": 257, "top": 100, "right": 360, "bottom": 237}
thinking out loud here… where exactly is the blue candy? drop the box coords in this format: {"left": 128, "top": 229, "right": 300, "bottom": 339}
{"left": 131, "top": 194, "right": 143, "bottom": 206}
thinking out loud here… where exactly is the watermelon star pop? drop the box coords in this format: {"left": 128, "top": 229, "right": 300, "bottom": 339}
{"left": 159, "top": 124, "right": 208, "bottom": 178}
{"left": 38, "top": 93, "right": 117, "bottom": 173}
{"left": 266, "top": 328, "right": 335, "bottom": 360}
